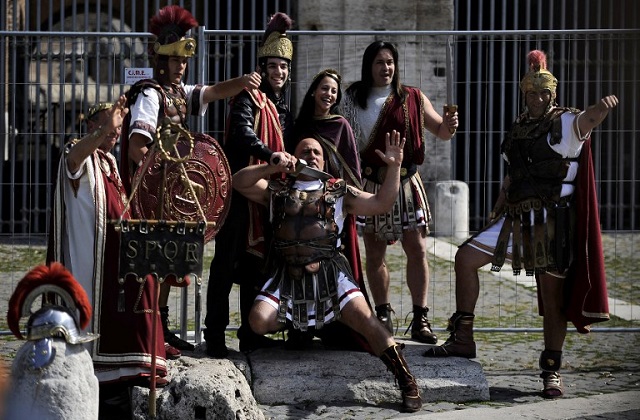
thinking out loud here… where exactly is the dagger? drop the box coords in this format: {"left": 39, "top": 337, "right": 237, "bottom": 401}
{"left": 443, "top": 36, "right": 458, "bottom": 135}
{"left": 271, "top": 156, "right": 333, "bottom": 180}
{"left": 292, "top": 159, "right": 332, "bottom": 180}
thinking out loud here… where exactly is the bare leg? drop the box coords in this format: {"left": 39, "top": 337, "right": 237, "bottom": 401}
{"left": 538, "top": 273, "right": 567, "bottom": 351}
{"left": 249, "top": 300, "right": 286, "bottom": 335}
{"left": 538, "top": 272, "right": 567, "bottom": 398}
{"left": 424, "top": 243, "right": 493, "bottom": 358}
{"left": 400, "top": 228, "right": 428, "bottom": 306}
{"left": 338, "top": 296, "right": 394, "bottom": 356}
{"left": 453, "top": 244, "right": 493, "bottom": 313}
{"left": 340, "top": 297, "right": 422, "bottom": 412}
{"left": 363, "top": 232, "right": 390, "bottom": 306}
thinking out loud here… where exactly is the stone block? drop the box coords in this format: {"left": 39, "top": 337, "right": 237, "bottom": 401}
{"left": 131, "top": 355, "right": 263, "bottom": 420}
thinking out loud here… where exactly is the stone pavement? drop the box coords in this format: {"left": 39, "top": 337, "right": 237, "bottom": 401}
{"left": 412, "top": 391, "right": 640, "bottom": 419}
{"left": 0, "top": 234, "right": 638, "bottom": 419}
{"left": 2, "top": 329, "right": 638, "bottom": 419}
{"left": 218, "top": 329, "right": 640, "bottom": 419}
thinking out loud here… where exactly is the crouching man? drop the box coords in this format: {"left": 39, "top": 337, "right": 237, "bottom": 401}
{"left": 232, "top": 131, "right": 422, "bottom": 412}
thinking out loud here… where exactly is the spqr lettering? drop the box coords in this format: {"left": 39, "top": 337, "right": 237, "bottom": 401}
{"left": 126, "top": 240, "right": 200, "bottom": 263}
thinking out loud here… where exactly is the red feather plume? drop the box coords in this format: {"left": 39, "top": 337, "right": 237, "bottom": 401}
{"left": 149, "top": 5, "right": 199, "bottom": 39}
{"left": 261, "top": 12, "right": 293, "bottom": 45}
{"left": 7, "top": 262, "right": 92, "bottom": 339}
{"left": 527, "top": 50, "right": 548, "bottom": 72}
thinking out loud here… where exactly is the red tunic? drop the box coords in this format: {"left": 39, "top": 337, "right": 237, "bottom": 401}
{"left": 48, "top": 148, "right": 167, "bottom": 383}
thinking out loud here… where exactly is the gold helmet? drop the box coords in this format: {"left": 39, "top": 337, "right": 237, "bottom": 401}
{"left": 520, "top": 50, "right": 558, "bottom": 101}
{"left": 86, "top": 102, "right": 113, "bottom": 121}
{"left": 257, "top": 12, "right": 293, "bottom": 62}
{"left": 149, "top": 5, "right": 198, "bottom": 58}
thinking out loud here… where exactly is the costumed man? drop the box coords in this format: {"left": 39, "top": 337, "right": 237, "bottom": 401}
{"left": 288, "top": 68, "right": 370, "bottom": 351}
{"left": 425, "top": 50, "right": 616, "bottom": 399}
{"left": 122, "top": 5, "right": 261, "bottom": 358}
{"left": 234, "top": 133, "right": 422, "bottom": 413}
{"left": 342, "top": 41, "right": 458, "bottom": 343}
{"left": 48, "top": 97, "right": 169, "bottom": 387}
{"left": 204, "top": 12, "right": 296, "bottom": 358}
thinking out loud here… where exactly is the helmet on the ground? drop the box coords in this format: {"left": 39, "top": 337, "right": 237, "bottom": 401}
{"left": 26, "top": 305, "right": 97, "bottom": 344}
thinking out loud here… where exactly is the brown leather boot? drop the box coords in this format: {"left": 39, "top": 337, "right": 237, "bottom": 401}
{"left": 423, "top": 312, "right": 476, "bottom": 358}
{"left": 380, "top": 343, "right": 422, "bottom": 413}
{"left": 375, "top": 303, "right": 395, "bottom": 335}
{"left": 408, "top": 306, "right": 437, "bottom": 344}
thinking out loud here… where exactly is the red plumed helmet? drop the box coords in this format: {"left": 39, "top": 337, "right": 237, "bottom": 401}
{"left": 7, "top": 262, "right": 92, "bottom": 340}
{"left": 149, "top": 5, "right": 199, "bottom": 59}
{"left": 150, "top": 5, "right": 198, "bottom": 45}
{"left": 527, "top": 50, "right": 548, "bottom": 72}
{"left": 261, "top": 12, "right": 293, "bottom": 46}
{"left": 520, "top": 49, "right": 558, "bottom": 98}
{"left": 258, "top": 12, "right": 294, "bottom": 61}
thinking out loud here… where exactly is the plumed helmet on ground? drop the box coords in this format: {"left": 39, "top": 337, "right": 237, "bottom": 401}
{"left": 7, "top": 262, "right": 97, "bottom": 344}
{"left": 258, "top": 12, "right": 294, "bottom": 62}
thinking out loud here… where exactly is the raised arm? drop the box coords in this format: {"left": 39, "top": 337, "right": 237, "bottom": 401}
{"left": 576, "top": 95, "right": 618, "bottom": 140}
{"left": 66, "top": 95, "right": 128, "bottom": 174}
{"left": 233, "top": 154, "right": 296, "bottom": 206}
{"left": 202, "top": 72, "right": 262, "bottom": 103}
{"left": 344, "top": 130, "right": 405, "bottom": 216}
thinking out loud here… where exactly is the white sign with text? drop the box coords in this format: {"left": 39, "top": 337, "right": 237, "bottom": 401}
{"left": 124, "top": 68, "right": 153, "bottom": 85}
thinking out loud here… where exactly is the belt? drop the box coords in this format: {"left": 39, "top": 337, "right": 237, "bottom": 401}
{"left": 362, "top": 164, "right": 415, "bottom": 183}
{"left": 505, "top": 195, "right": 572, "bottom": 215}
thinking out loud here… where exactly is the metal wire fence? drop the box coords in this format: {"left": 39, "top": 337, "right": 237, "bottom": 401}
{"left": 0, "top": 26, "right": 638, "bottom": 336}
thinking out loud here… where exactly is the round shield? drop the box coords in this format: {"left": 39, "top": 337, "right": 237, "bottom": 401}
{"left": 131, "top": 132, "right": 231, "bottom": 243}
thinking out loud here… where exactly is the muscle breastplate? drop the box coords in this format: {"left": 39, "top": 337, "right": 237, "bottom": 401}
{"left": 502, "top": 108, "right": 573, "bottom": 203}
{"left": 271, "top": 181, "right": 346, "bottom": 266}
{"left": 162, "top": 86, "right": 188, "bottom": 125}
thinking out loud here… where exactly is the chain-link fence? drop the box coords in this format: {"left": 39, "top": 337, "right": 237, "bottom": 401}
{"left": 1, "top": 8, "right": 638, "bottom": 336}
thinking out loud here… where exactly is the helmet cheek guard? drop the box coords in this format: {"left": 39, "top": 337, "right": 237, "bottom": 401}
{"left": 26, "top": 306, "right": 98, "bottom": 369}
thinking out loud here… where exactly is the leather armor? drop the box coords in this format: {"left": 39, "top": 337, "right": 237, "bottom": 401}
{"left": 492, "top": 107, "right": 581, "bottom": 275}
{"left": 127, "top": 80, "right": 201, "bottom": 137}
{"left": 264, "top": 179, "right": 354, "bottom": 330}
{"left": 502, "top": 107, "right": 579, "bottom": 204}
{"left": 271, "top": 179, "right": 345, "bottom": 266}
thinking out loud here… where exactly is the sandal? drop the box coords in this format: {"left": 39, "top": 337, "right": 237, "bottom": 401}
{"left": 540, "top": 371, "right": 563, "bottom": 399}
{"left": 165, "top": 342, "right": 181, "bottom": 360}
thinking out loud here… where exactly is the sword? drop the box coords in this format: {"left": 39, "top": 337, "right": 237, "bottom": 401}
{"left": 443, "top": 36, "right": 458, "bottom": 134}
{"left": 292, "top": 159, "right": 332, "bottom": 180}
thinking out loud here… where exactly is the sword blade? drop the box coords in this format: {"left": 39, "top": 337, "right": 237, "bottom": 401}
{"left": 446, "top": 36, "right": 454, "bottom": 105}
{"left": 295, "top": 159, "right": 332, "bottom": 180}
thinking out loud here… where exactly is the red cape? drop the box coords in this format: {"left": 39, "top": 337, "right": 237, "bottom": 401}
{"left": 538, "top": 138, "right": 610, "bottom": 333}
{"left": 565, "top": 137, "right": 610, "bottom": 332}
{"left": 240, "top": 88, "right": 286, "bottom": 259}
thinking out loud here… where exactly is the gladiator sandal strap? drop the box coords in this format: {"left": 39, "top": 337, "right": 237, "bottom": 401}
{"left": 380, "top": 343, "right": 422, "bottom": 412}
{"left": 539, "top": 349, "right": 562, "bottom": 372}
